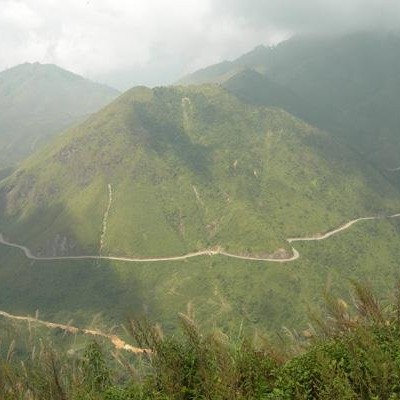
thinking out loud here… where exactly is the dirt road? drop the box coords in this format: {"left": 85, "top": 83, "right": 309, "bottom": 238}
{"left": 1, "top": 213, "right": 399, "bottom": 264}
{"left": 0, "top": 309, "right": 148, "bottom": 354}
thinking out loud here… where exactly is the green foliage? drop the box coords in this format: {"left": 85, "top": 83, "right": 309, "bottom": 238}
{"left": 269, "top": 286, "right": 400, "bottom": 400}
{"left": 1, "top": 39, "right": 400, "bottom": 374}
{"left": 1, "top": 217, "right": 400, "bottom": 339}
{"left": 128, "top": 313, "right": 276, "bottom": 399}
{"left": 2, "top": 283, "right": 400, "bottom": 399}
{"left": 82, "top": 343, "right": 112, "bottom": 393}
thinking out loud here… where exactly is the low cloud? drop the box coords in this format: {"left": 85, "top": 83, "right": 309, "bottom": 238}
{"left": 0, "top": 0, "right": 399, "bottom": 90}
{"left": 213, "top": 0, "right": 400, "bottom": 34}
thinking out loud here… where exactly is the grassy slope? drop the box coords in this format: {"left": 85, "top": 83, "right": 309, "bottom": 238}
{"left": 183, "top": 33, "right": 400, "bottom": 172}
{"left": 0, "top": 216, "right": 399, "bottom": 336}
{"left": 2, "top": 282, "right": 400, "bottom": 399}
{"left": 1, "top": 84, "right": 399, "bottom": 259}
{"left": 178, "top": 45, "right": 273, "bottom": 85}
{"left": 1, "top": 83, "right": 399, "bottom": 336}
{"left": 263, "top": 33, "right": 400, "bottom": 171}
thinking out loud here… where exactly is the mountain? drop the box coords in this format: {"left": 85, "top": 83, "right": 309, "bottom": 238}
{"left": 179, "top": 60, "right": 244, "bottom": 85}
{"left": 1, "top": 33, "right": 400, "bottom": 342}
{"left": 0, "top": 62, "right": 120, "bottom": 167}
{"left": 178, "top": 45, "right": 273, "bottom": 85}
{"left": 182, "top": 32, "right": 400, "bottom": 171}
{"left": 0, "top": 84, "right": 398, "bottom": 260}
{"left": 222, "top": 69, "right": 310, "bottom": 118}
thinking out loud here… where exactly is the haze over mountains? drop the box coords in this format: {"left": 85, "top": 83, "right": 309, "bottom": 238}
{"left": 1, "top": 30, "right": 400, "bottom": 335}
{"left": 183, "top": 31, "right": 400, "bottom": 172}
{"left": 2, "top": 0, "right": 400, "bottom": 393}
{"left": 0, "top": 62, "right": 119, "bottom": 169}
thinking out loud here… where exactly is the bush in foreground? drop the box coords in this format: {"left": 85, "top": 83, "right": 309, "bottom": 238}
{"left": 2, "top": 282, "right": 400, "bottom": 399}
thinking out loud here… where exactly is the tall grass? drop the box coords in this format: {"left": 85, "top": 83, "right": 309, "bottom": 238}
{"left": 2, "top": 282, "right": 400, "bottom": 399}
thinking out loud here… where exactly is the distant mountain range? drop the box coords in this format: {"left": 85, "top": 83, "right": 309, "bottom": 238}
{"left": 182, "top": 32, "right": 400, "bottom": 173}
{"left": 0, "top": 62, "right": 119, "bottom": 169}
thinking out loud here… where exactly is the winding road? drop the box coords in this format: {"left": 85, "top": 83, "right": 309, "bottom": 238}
{"left": 1, "top": 213, "right": 399, "bottom": 263}
{"left": 1, "top": 213, "right": 399, "bottom": 353}
{"left": 0, "top": 310, "right": 148, "bottom": 354}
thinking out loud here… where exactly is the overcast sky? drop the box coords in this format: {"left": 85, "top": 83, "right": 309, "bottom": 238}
{"left": 1, "top": 0, "right": 399, "bottom": 90}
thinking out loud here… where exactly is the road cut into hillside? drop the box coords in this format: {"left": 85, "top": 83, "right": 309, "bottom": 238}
{"left": 1, "top": 213, "right": 399, "bottom": 264}
{"left": 0, "top": 309, "right": 149, "bottom": 354}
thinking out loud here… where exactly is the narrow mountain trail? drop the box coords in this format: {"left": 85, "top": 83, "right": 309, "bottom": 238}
{"left": 1, "top": 213, "right": 399, "bottom": 263}
{"left": 0, "top": 310, "right": 148, "bottom": 354}
{"left": 192, "top": 185, "right": 204, "bottom": 206}
{"left": 99, "top": 183, "right": 112, "bottom": 255}
{"left": 181, "top": 97, "right": 192, "bottom": 133}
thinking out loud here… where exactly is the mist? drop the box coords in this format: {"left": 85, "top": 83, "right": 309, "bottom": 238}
{"left": 1, "top": 0, "right": 399, "bottom": 90}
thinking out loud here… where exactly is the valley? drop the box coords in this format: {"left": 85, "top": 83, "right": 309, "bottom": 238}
{"left": 3, "top": 0, "right": 400, "bottom": 396}
{"left": 0, "top": 214, "right": 399, "bottom": 337}
{"left": 1, "top": 31, "right": 400, "bottom": 351}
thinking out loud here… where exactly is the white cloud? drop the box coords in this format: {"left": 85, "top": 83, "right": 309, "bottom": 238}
{"left": 0, "top": 0, "right": 285, "bottom": 88}
{"left": 1, "top": 0, "right": 399, "bottom": 89}
{"left": 0, "top": 0, "right": 216, "bottom": 81}
{"left": 212, "top": 0, "right": 400, "bottom": 33}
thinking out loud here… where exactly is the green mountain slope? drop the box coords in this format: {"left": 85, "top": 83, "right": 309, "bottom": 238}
{"left": 0, "top": 84, "right": 399, "bottom": 259}
{"left": 178, "top": 45, "right": 273, "bottom": 85}
{"left": 183, "top": 32, "right": 400, "bottom": 171}
{"left": 223, "top": 69, "right": 310, "bottom": 118}
{"left": 0, "top": 215, "right": 399, "bottom": 336}
{"left": 179, "top": 60, "right": 241, "bottom": 85}
{"left": 0, "top": 62, "right": 120, "bottom": 167}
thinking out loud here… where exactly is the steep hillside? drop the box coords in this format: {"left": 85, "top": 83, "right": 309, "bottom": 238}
{"left": 182, "top": 32, "right": 400, "bottom": 171}
{"left": 0, "top": 63, "right": 119, "bottom": 167}
{"left": 0, "top": 84, "right": 398, "bottom": 259}
{"left": 178, "top": 45, "right": 274, "bottom": 85}
{"left": 179, "top": 60, "right": 242, "bottom": 85}
{"left": 223, "top": 69, "right": 310, "bottom": 119}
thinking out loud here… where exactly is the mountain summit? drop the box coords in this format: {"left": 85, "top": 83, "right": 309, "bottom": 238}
{"left": 0, "top": 62, "right": 119, "bottom": 167}
{"left": 181, "top": 32, "right": 400, "bottom": 171}
{"left": 1, "top": 84, "right": 398, "bottom": 258}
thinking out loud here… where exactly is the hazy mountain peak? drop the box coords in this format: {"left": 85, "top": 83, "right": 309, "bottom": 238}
{"left": 236, "top": 44, "right": 270, "bottom": 61}
{"left": 0, "top": 62, "right": 118, "bottom": 91}
{"left": 0, "top": 62, "right": 120, "bottom": 167}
